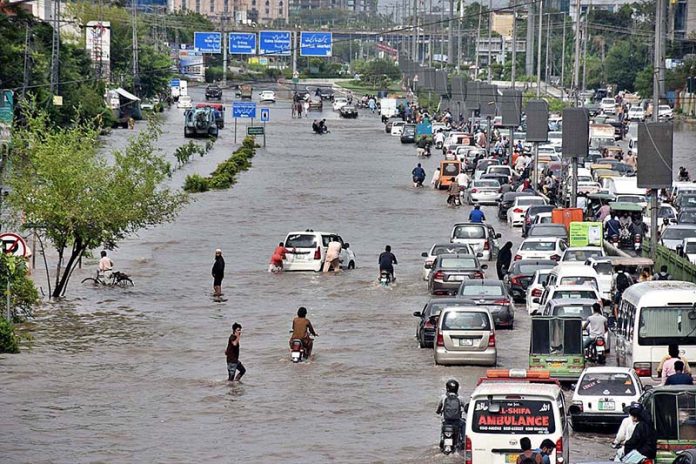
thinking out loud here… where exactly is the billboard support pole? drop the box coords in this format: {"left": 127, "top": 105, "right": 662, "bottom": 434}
{"left": 571, "top": 157, "right": 578, "bottom": 208}
{"left": 292, "top": 31, "right": 297, "bottom": 78}
{"left": 234, "top": 117, "right": 237, "bottom": 144}
{"left": 222, "top": 16, "right": 227, "bottom": 88}
{"left": 263, "top": 120, "right": 267, "bottom": 148}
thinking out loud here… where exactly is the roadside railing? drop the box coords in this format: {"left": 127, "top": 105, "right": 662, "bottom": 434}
{"left": 642, "top": 242, "right": 696, "bottom": 281}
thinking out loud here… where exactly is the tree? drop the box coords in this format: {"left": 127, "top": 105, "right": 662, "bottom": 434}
{"left": 634, "top": 65, "right": 653, "bottom": 98}
{"left": 8, "top": 106, "right": 186, "bottom": 297}
{"left": 605, "top": 40, "right": 649, "bottom": 91}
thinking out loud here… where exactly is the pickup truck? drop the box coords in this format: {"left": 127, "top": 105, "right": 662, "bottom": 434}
{"left": 240, "top": 84, "right": 253, "bottom": 100}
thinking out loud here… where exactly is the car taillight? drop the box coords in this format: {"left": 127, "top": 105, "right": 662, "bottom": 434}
{"left": 483, "top": 241, "right": 490, "bottom": 250}
{"left": 556, "top": 437, "right": 564, "bottom": 464}
{"left": 424, "top": 320, "right": 434, "bottom": 329}
{"left": 634, "top": 362, "right": 651, "bottom": 377}
{"left": 465, "top": 436, "right": 472, "bottom": 464}
{"left": 513, "top": 208, "right": 523, "bottom": 213}
{"left": 514, "top": 254, "right": 522, "bottom": 261}
{"left": 433, "top": 271, "right": 444, "bottom": 280}
{"left": 473, "top": 271, "right": 484, "bottom": 279}
{"left": 532, "top": 288, "right": 542, "bottom": 297}
{"left": 471, "top": 188, "right": 478, "bottom": 193}
{"left": 488, "top": 333, "right": 496, "bottom": 347}
{"left": 436, "top": 331, "right": 444, "bottom": 346}
{"left": 314, "top": 246, "right": 321, "bottom": 260}
{"left": 493, "top": 299, "right": 510, "bottom": 305}
{"left": 550, "top": 254, "right": 560, "bottom": 261}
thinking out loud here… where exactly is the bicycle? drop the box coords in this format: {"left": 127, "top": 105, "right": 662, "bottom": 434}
{"left": 81, "top": 270, "right": 134, "bottom": 288}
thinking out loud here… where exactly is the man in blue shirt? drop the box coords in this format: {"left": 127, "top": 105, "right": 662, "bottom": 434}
{"left": 666, "top": 361, "right": 694, "bottom": 385}
{"left": 532, "top": 439, "right": 556, "bottom": 464}
{"left": 469, "top": 205, "right": 486, "bottom": 223}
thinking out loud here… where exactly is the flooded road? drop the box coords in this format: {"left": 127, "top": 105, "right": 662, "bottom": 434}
{"left": 1, "top": 87, "right": 694, "bottom": 463}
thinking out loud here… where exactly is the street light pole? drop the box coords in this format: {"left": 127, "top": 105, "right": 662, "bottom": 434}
{"left": 536, "top": 0, "right": 543, "bottom": 97}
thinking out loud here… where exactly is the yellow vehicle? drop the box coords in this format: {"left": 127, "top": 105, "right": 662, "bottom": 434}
{"left": 436, "top": 160, "right": 462, "bottom": 190}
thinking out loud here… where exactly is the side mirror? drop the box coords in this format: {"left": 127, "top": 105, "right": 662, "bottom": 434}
{"left": 481, "top": 264, "right": 489, "bottom": 270}
{"left": 464, "top": 403, "right": 470, "bottom": 413}
{"left": 477, "top": 252, "right": 484, "bottom": 258}
{"left": 413, "top": 311, "right": 422, "bottom": 318}
{"left": 421, "top": 252, "right": 428, "bottom": 257}
{"left": 532, "top": 297, "right": 541, "bottom": 304}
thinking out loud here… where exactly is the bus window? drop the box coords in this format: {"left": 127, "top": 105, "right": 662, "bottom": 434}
{"left": 654, "top": 394, "right": 679, "bottom": 440}
{"left": 678, "top": 394, "right": 696, "bottom": 440}
{"left": 639, "top": 306, "right": 696, "bottom": 345}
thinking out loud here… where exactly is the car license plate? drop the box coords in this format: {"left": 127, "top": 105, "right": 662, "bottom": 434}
{"left": 459, "top": 338, "right": 473, "bottom": 346}
{"left": 549, "top": 362, "right": 564, "bottom": 369}
{"left": 450, "top": 275, "right": 466, "bottom": 281}
{"left": 599, "top": 401, "right": 615, "bottom": 411}
{"left": 444, "top": 438, "right": 453, "bottom": 447}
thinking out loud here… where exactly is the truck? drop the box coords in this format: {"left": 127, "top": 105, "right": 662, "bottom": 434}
{"left": 240, "top": 84, "right": 253, "bottom": 100}
{"left": 184, "top": 107, "right": 218, "bottom": 138}
{"left": 380, "top": 98, "right": 398, "bottom": 118}
{"left": 589, "top": 123, "right": 615, "bottom": 149}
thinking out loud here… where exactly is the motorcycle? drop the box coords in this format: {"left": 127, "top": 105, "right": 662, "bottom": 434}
{"left": 585, "top": 335, "right": 607, "bottom": 365}
{"left": 379, "top": 270, "right": 392, "bottom": 286}
{"left": 447, "top": 194, "right": 461, "bottom": 207}
{"left": 440, "top": 422, "right": 460, "bottom": 455}
{"left": 609, "top": 233, "right": 620, "bottom": 248}
{"left": 413, "top": 176, "right": 425, "bottom": 188}
{"left": 424, "top": 144, "right": 432, "bottom": 157}
{"left": 434, "top": 140, "right": 443, "bottom": 150}
{"left": 290, "top": 338, "right": 306, "bottom": 363}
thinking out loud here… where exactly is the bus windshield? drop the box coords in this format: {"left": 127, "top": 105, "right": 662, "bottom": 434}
{"left": 638, "top": 306, "right": 696, "bottom": 345}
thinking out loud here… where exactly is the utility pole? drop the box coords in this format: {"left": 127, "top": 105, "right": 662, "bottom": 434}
{"left": 651, "top": 0, "right": 665, "bottom": 259}
{"left": 561, "top": 16, "right": 566, "bottom": 100}
{"left": 545, "top": 12, "right": 550, "bottom": 93}
{"left": 536, "top": 0, "right": 543, "bottom": 97}
{"left": 413, "top": 0, "right": 418, "bottom": 61}
{"left": 457, "top": 0, "right": 462, "bottom": 71}
{"left": 582, "top": 2, "right": 589, "bottom": 92}
{"left": 487, "top": 0, "right": 492, "bottom": 83}
{"left": 572, "top": 0, "right": 581, "bottom": 102}
{"left": 475, "top": 2, "right": 482, "bottom": 77}
{"left": 440, "top": 0, "right": 444, "bottom": 67}
{"left": 511, "top": 5, "right": 517, "bottom": 89}
{"left": 221, "top": 14, "right": 227, "bottom": 87}
{"left": 526, "top": 2, "right": 535, "bottom": 76}
{"left": 50, "top": 0, "right": 61, "bottom": 95}
{"left": 448, "top": 0, "right": 454, "bottom": 66}
{"left": 131, "top": 0, "right": 140, "bottom": 97}
{"left": 22, "top": 24, "right": 30, "bottom": 98}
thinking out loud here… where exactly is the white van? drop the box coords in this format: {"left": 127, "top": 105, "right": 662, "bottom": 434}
{"left": 615, "top": 281, "right": 696, "bottom": 381}
{"left": 379, "top": 98, "right": 398, "bottom": 118}
{"left": 545, "top": 264, "right": 604, "bottom": 299}
{"left": 464, "top": 369, "right": 570, "bottom": 464}
{"left": 603, "top": 177, "right": 645, "bottom": 196}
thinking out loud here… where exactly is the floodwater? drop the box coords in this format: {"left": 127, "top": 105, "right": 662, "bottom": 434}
{"left": 1, "top": 86, "right": 694, "bottom": 463}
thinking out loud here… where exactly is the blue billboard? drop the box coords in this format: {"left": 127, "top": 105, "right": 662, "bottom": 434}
{"left": 229, "top": 32, "right": 256, "bottom": 55}
{"left": 299, "top": 32, "right": 332, "bottom": 57}
{"left": 193, "top": 32, "right": 221, "bottom": 53}
{"left": 258, "top": 31, "right": 292, "bottom": 56}
{"left": 232, "top": 101, "right": 257, "bottom": 119}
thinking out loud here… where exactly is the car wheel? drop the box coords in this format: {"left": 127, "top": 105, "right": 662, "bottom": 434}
{"left": 348, "top": 261, "right": 355, "bottom": 269}
{"left": 418, "top": 335, "right": 426, "bottom": 349}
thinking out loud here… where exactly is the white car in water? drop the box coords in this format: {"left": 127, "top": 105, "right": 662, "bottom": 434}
{"left": 259, "top": 90, "right": 276, "bottom": 102}
{"left": 333, "top": 97, "right": 348, "bottom": 111}
{"left": 513, "top": 237, "right": 567, "bottom": 262}
{"left": 507, "top": 196, "right": 547, "bottom": 227}
{"left": 177, "top": 95, "right": 192, "bottom": 109}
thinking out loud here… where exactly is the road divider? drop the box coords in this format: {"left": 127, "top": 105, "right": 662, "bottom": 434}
{"left": 184, "top": 136, "right": 258, "bottom": 192}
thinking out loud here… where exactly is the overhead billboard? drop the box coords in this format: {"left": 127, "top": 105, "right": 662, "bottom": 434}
{"left": 193, "top": 32, "right": 222, "bottom": 53}
{"left": 258, "top": 31, "right": 292, "bottom": 56}
{"left": 229, "top": 32, "right": 256, "bottom": 55}
{"left": 299, "top": 32, "right": 332, "bottom": 57}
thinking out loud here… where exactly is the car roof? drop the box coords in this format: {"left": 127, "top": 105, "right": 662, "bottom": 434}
{"left": 460, "top": 279, "right": 502, "bottom": 286}
{"left": 665, "top": 224, "right": 696, "bottom": 230}
{"left": 547, "top": 298, "right": 598, "bottom": 306}
{"left": 529, "top": 224, "right": 566, "bottom": 230}
{"left": 427, "top": 298, "right": 466, "bottom": 306}
{"left": 472, "top": 382, "right": 561, "bottom": 398}
{"left": 453, "top": 222, "right": 487, "bottom": 227}
{"left": 286, "top": 230, "right": 338, "bottom": 236}
{"left": 551, "top": 285, "right": 600, "bottom": 292}
{"left": 580, "top": 366, "right": 635, "bottom": 375}
{"left": 523, "top": 237, "right": 563, "bottom": 242}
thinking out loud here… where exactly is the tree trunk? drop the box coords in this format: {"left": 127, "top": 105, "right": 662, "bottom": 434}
{"left": 52, "top": 238, "right": 83, "bottom": 298}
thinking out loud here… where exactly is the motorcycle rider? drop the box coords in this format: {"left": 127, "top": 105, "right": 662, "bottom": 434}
{"left": 628, "top": 215, "right": 647, "bottom": 243}
{"left": 583, "top": 302, "right": 608, "bottom": 351}
{"left": 290, "top": 306, "right": 318, "bottom": 358}
{"left": 416, "top": 135, "right": 429, "bottom": 157}
{"left": 378, "top": 245, "right": 398, "bottom": 282}
{"left": 436, "top": 379, "right": 466, "bottom": 450}
{"left": 620, "top": 403, "right": 657, "bottom": 463}
{"left": 606, "top": 216, "right": 622, "bottom": 240}
{"left": 469, "top": 204, "right": 486, "bottom": 223}
{"left": 447, "top": 178, "right": 461, "bottom": 206}
{"left": 412, "top": 163, "right": 426, "bottom": 187}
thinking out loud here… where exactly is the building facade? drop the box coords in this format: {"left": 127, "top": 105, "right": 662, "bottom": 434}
{"left": 288, "top": 0, "right": 376, "bottom": 14}
{"left": 168, "top": 0, "right": 288, "bottom": 24}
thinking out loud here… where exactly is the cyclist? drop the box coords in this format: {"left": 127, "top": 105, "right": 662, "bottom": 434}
{"left": 98, "top": 251, "right": 113, "bottom": 278}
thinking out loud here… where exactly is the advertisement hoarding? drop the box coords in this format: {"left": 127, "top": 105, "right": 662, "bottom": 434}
{"left": 258, "top": 31, "right": 292, "bottom": 56}
{"left": 193, "top": 32, "right": 222, "bottom": 53}
{"left": 229, "top": 32, "right": 256, "bottom": 55}
{"left": 178, "top": 50, "right": 204, "bottom": 82}
{"left": 299, "top": 32, "right": 332, "bottom": 57}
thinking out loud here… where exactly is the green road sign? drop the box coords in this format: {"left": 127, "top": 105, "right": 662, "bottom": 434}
{"left": 247, "top": 126, "right": 264, "bottom": 136}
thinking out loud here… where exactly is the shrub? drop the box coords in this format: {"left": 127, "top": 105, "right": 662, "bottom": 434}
{"left": 0, "top": 318, "right": 20, "bottom": 354}
{"left": 183, "top": 137, "right": 256, "bottom": 192}
{"left": 183, "top": 174, "right": 210, "bottom": 192}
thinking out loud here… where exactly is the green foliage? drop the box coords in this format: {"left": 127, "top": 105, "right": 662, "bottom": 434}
{"left": 183, "top": 174, "right": 210, "bottom": 193}
{"left": 0, "top": 318, "right": 19, "bottom": 354}
{"left": 634, "top": 65, "right": 654, "bottom": 98}
{"left": 183, "top": 137, "right": 257, "bottom": 193}
{"left": 605, "top": 41, "right": 649, "bottom": 92}
{"left": 8, "top": 105, "right": 186, "bottom": 297}
{"left": 174, "top": 140, "right": 210, "bottom": 167}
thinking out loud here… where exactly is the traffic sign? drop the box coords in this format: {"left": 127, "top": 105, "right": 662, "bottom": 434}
{"left": 193, "top": 32, "right": 222, "bottom": 53}
{"left": 232, "top": 101, "right": 257, "bottom": 119}
{"left": 260, "top": 108, "right": 270, "bottom": 122}
{"left": 299, "top": 32, "right": 332, "bottom": 57}
{"left": 229, "top": 32, "right": 256, "bottom": 55}
{"left": 247, "top": 126, "right": 265, "bottom": 136}
{"left": 0, "top": 232, "right": 28, "bottom": 257}
{"left": 258, "top": 31, "right": 292, "bottom": 56}
{"left": 169, "top": 78, "right": 180, "bottom": 87}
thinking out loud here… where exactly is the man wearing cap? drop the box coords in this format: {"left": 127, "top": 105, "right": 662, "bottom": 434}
{"left": 212, "top": 249, "right": 225, "bottom": 297}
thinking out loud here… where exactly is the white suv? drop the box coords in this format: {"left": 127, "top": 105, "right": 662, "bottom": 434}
{"left": 282, "top": 230, "right": 356, "bottom": 272}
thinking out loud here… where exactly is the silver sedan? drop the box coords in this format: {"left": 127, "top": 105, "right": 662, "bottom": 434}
{"left": 464, "top": 179, "right": 501, "bottom": 205}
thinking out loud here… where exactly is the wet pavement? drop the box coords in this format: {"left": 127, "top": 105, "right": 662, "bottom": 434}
{"left": 1, "top": 86, "right": 694, "bottom": 463}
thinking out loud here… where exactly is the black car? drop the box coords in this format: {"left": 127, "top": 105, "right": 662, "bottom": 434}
{"left": 527, "top": 223, "right": 568, "bottom": 239}
{"left": 503, "top": 259, "right": 557, "bottom": 302}
{"left": 339, "top": 105, "right": 358, "bottom": 119}
{"left": 498, "top": 192, "right": 537, "bottom": 220}
{"left": 522, "top": 205, "right": 555, "bottom": 237}
{"left": 318, "top": 87, "right": 334, "bottom": 100}
{"left": 400, "top": 124, "right": 416, "bottom": 143}
{"left": 205, "top": 85, "right": 222, "bottom": 100}
{"left": 456, "top": 279, "right": 515, "bottom": 329}
{"left": 412, "top": 298, "right": 470, "bottom": 348}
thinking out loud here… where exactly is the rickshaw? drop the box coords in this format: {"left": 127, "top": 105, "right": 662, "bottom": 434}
{"left": 606, "top": 256, "right": 654, "bottom": 282}
{"left": 593, "top": 168, "right": 620, "bottom": 184}
{"left": 436, "top": 160, "right": 462, "bottom": 190}
{"left": 609, "top": 202, "right": 646, "bottom": 248}
{"left": 585, "top": 193, "right": 616, "bottom": 220}
{"left": 639, "top": 385, "right": 696, "bottom": 463}
{"left": 603, "top": 146, "right": 624, "bottom": 160}
{"left": 529, "top": 316, "right": 585, "bottom": 382}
